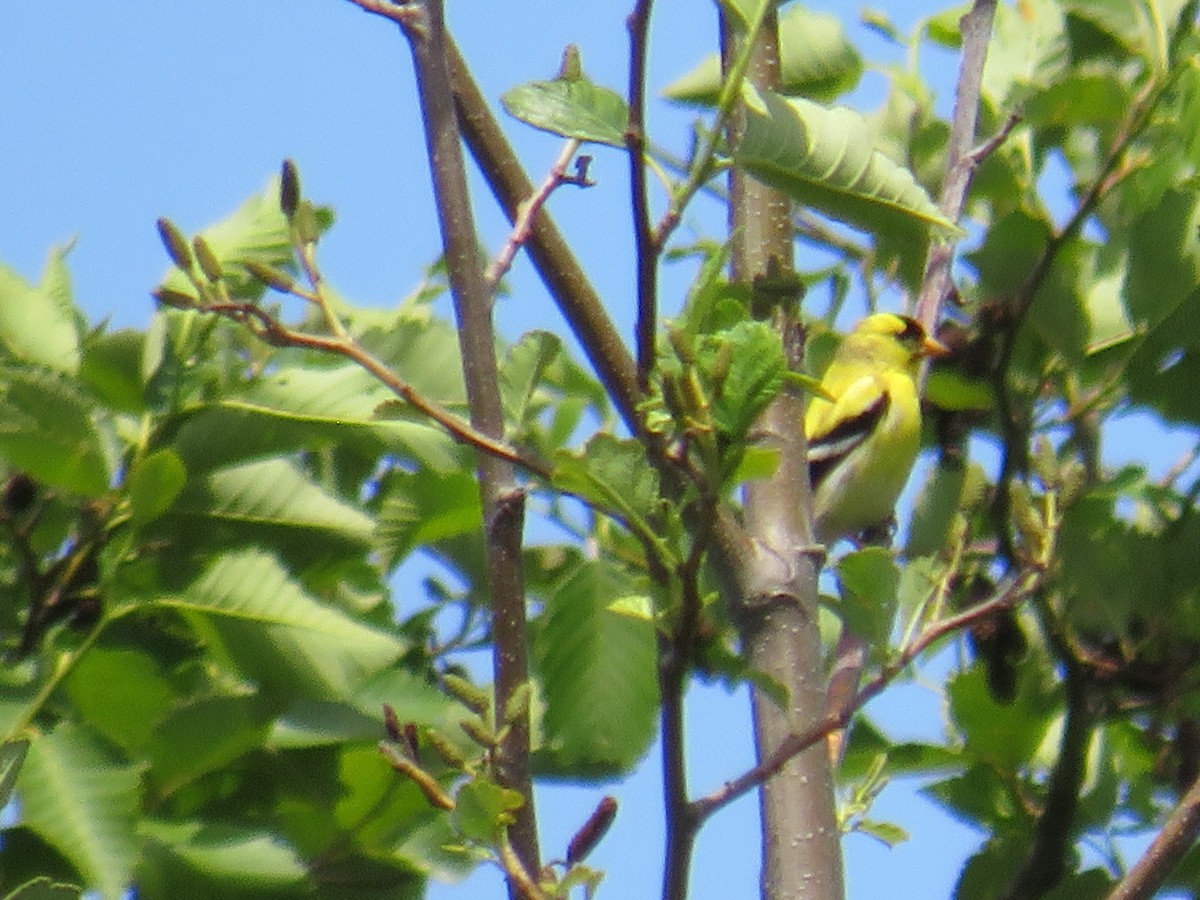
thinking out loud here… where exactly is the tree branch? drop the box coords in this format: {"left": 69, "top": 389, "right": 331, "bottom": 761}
{"left": 626, "top": 0, "right": 657, "bottom": 388}
{"left": 1109, "top": 767, "right": 1200, "bottom": 900}
{"left": 387, "top": 0, "right": 540, "bottom": 879}
{"left": 913, "top": 0, "right": 999, "bottom": 332}
{"left": 443, "top": 38, "right": 645, "bottom": 435}
{"left": 692, "top": 570, "right": 1041, "bottom": 824}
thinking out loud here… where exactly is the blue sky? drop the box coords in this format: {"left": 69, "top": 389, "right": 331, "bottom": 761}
{"left": 4, "top": 2, "right": 1189, "bottom": 898}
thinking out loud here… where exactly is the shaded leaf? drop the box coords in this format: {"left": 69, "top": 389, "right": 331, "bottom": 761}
{"left": 735, "top": 87, "right": 956, "bottom": 249}
{"left": 158, "top": 549, "right": 405, "bottom": 701}
{"left": 0, "top": 365, "right": 109, "bottom": 496}
{"left": 18, "top": 724, "right": 142, "bottom": 900}
{"left": 533, "top": 560, "right": 658, "bottom": 773}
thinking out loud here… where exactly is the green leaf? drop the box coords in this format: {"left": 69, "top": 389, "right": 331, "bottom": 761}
{"left": 139, "top": 819, "right": 307, "bottom": 890}
{"left": 143, "top": 694, "right": 274, "bottom": 793}
{"left": 0, "top": 246, "right": 82, "bottom": 374}
{"left": 552, "top": 434, "right": 661, "bottom": 538}
{"left": 502, "top": 67, "right": 629, "bottom": 147}
{"left": 1062, "top": 0, "right": 1191, "bottom": 68}
{"left": 453, "top": 777, "right": 525, "bottom": 844}
{"left": 171, "top": 457, "right": 375, "bottom": 548}
{"left": 158, "top": 177, "right": 296, "bottom": 301}
{"left": 1124, "top": 190, "right": 1200, "bottom": 331}
{"left": 79, "top": 329, "right": 147, "bottom": 414}
{"left": 533, "top": 560, "right": 658, "bottom": 773}
{"left": 126, "top": 449, "right": 187, "bottom": 527}
{"left": 664, "top": 6, "right": 863, "bottom": 104}
{"left": 158, "top": 549, "right": 405, "bottom": 701}
{"left": 64, "top": 648, "right": 175, "bottom": 752}
{"left": 981, "top": 0, "right": 1068, "bottom": 109}
{"left": 905, "top": 464, "right": 966, "bottom": 558}
{"left": 947, "top": 666, "right": 1055, "bottom": 769}
{"left": 500, "top": 330, "right": 562, "bottom": 428}
{"left": 735, "top": 87, "right": 957, "bottom": 247}
{"left": 167, "top": 363, "right": 459, "bottom": 474}
{"left": 706, "top": 320, "right": 786, "bottom": 442}
{"left": 836, "top": 548, "right": 900, "bottom": 647}
{"left": 18, "top": 724, "right": 142, "bottom": 900}
{"left": 853, "top": 818, "right": 909, "bottom": 847}
{"left": 375, "top": 468, "right": 483, "bottom": 570}
{"left": 0, "top": 365, "right": 109, "bottom": 496}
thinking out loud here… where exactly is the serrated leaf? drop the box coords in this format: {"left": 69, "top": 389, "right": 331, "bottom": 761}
{"left": 158, "top": 177, "right": 296, "bottom": 301}
{"left": 139, "top": 819, "right": 307, "bottom": 889}
{"left": 533, "top": 560, "right": 658, "bottom": 773}
{"left": 500, "top": 330, "right": 562, "bottom": 427}
{"left": 171, "top": 457, "right": 375, "bottom": 547}
{"left": 707, "top": 320, "right": 786, "bottom": 440}
{"left": 453, "top": 777, "right": 525, "bottom": 845}
{"left": 0, "top": 365, "right": 109, "bottom": 496}
{"left": 836, "top": 548, "right": 900, "bottom": 646}
{"left": 167, "top": 363, "right": 459, "bottom": 474}
{"left": 665, "top": 6, "right": 862, "bottom": 104}
{"left": 552, "top": 434, "right": 661, "bottom": 536}
{"left": 0, "top": 246, "right": 81, "bottom": 375}
{"left": 143, "top": 694, "right": 274, "bottom": 792}
{"left": 375, "top": 468, "right": 483, "bottom": 570}
{"left": 157, "top": 549, "right": 405, "bottom": 701}
{"left": 735, "top": 87, "right": 956, "bottom": 246}
{"left": 502, "top": 71, "right": 629, "bottom": 146}
{"left": 18, "top": 724, "right": 141, "bottom": 900}
{"left": 126, "top": 449, "right": 187, "bottom": 528}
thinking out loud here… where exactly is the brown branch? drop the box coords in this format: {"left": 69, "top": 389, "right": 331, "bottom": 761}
{"left": 444, "top": 38, "right": 645, "bottom": 434}
{"left": 187, "top": 299, "right": 549, "bottom": 479}
{"left": 626, "top": 0, "right": 657, "bottom": 388}
{"left": 484, "top": 139, "right": 588, "bottom": 291}
{"left": 1109, "top": 769, "right": 1200, "bottom": 900}
{"left": 1001, "top": 663, "right": 1094, "bottom": 899}
{"left": 913, "top": 0, "right": 999, "bottom": 332}
{"left": 692, "top": 571, "right": 1040, "bottom": 824}
{"left": 351, "top": 0, "right": 540, "bottom": 878}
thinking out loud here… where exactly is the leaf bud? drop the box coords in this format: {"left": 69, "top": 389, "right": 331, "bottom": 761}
{"left": 156, "top": 217, "right": 193, "bottom": 271}
{"left": 192, "top": 236, "right": 223, "bottom": 282}
{"left": 459, "top": 716, "right": 497, "bottom": 749}
{"left": 243, "top": 260, "right": 297, "bottom": 294}
{"left": 280, "top": 158, "right": 301, "bottom": 218}
{"left": 442, "top": 673, "right": 491, "bottom": 717}
{"left": 567, "top": 796, "right": 618, "bottom": 864}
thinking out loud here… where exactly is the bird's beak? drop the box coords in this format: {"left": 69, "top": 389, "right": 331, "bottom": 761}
{"left": 920, "top": 335, "right": 950, "bottom": 358}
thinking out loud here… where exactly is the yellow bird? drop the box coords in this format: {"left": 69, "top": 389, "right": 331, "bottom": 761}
{"left": 805, "top": 313, "right": 948, "bottom": 544}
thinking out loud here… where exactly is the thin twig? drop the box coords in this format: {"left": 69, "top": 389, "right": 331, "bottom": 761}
{"left": 444, "top": 38, "right": 645, "bottom": 433}
{"left": 691, "top": 570, "right": 1041, "bottom": 824}
{"left": 1108, "top": 769, "right": 1200, "bottom": 900}
{"left": 484, "top": 139, "right": 588, "bottom": 290}
{"left": 193, "top": 299, "right": 548, "bottom": 477}
{"left": 913, "top": 0, "right": 999, "bottom": 332}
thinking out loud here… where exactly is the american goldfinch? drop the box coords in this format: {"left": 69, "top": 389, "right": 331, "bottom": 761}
{"left": 805, "top": 313, "right": 948, "bottom": 544}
